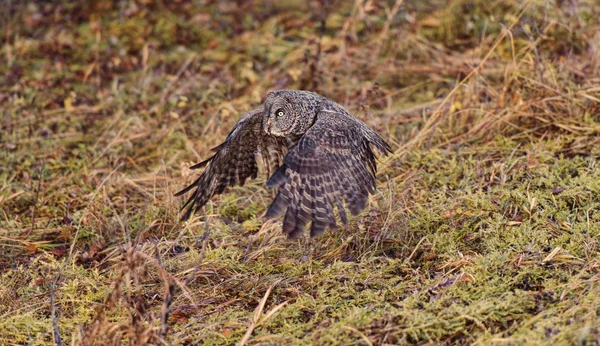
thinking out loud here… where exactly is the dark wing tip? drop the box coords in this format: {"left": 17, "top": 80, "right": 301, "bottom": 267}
{"left": 175, "top": 171, "right": 213, "bottom": 221}
{"left": 382, "top": 139, "right": 392, "bottom": 154}
{"left": 174, "top": 178, "right": 199, "bottom": 197}
{"left": 189, "top": 157, "right": 213, "bottom": 170}
{"left": 374, "top": 137, "right": 392, "bottom": 155}
{"left": 177, "top": 184, "right": 200, "bottom": 221}
{"left": 180, "top": 203, "right": 195, "bottom": 221}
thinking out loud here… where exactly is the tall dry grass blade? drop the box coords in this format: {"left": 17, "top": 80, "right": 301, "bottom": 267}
{"left": 238, "top": 279, "right": 282, "bottom": 346}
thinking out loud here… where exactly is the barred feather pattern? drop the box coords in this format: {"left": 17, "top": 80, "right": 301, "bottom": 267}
{"left": 176, "top": 90, "right": 391, "bottom": 237}
{"left": 175, "top": 109, "right": 288, "bottom": 221}
{"left": 263, "top": 110, "right": 391, "bottom": 238}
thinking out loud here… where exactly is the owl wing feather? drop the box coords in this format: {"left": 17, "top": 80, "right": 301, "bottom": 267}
{"left": 264, "top": 111, "right": 391, "bottom": 238}
{"left": 175, "top": 108, "right": 288, "bottom": 221}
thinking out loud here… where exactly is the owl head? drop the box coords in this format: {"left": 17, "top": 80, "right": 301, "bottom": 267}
{"left": 263, "top": 90, "right": 320, "bottom": 136}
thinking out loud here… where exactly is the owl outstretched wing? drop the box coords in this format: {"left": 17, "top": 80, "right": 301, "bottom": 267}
{"left": 175, "top": 109, "right": 288, "bottom": 221}
{"left": 264, "top": 111, "right": 391, "bottom": 238}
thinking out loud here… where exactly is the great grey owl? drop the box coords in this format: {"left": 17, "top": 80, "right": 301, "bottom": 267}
{"left": 176, "top": 90, "right": 391, "bottom": 238}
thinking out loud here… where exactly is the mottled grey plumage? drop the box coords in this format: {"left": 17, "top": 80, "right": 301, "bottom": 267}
{"left": 175, "top": 90, "right": 391, "bottom": 238}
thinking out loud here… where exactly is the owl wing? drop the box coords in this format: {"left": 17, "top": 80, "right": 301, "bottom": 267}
{"left": 264, "top": 110, "right": 391, "bottom": 238}
{"left": 175, "top": 109, "right": 288, "bottom": 221}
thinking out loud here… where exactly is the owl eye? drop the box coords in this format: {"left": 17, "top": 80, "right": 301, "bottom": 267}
{"left": 276, "top": 109, "right": 285, "bottom": 117}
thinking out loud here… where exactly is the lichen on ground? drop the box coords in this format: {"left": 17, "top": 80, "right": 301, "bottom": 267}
{"left": 1, "top": 0, "right": 599, "bottom": 345}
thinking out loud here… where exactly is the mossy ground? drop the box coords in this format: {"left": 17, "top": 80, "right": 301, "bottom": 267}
{"left": 1, "top": 0, "right": 600, "bottom": 345}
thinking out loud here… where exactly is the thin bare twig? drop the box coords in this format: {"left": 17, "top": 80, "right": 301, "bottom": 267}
{"left": 371, "top": 0, "right": 405, "bottom": 64}
{"left": 30, "top": 160, "right": 45, "bottom": 233}
{"left": 159, "top": 278, "right": 177, "bottom": 340}
{"left": 153, "top": 242, "right": 177, "bottom": 340}
{"left": 50, "top": 273, "right": 63, "bottom": 346}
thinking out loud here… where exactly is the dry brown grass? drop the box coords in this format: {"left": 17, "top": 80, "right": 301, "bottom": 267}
{"left": 1, "top": 0, "right": 600, "bottom": 345}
